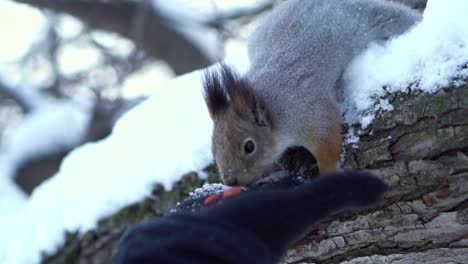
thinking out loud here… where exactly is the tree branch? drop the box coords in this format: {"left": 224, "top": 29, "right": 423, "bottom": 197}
{"left": 40, "top": 83, "right": 468, "bottom": 263}
{"left": 15, "top": 0, "right": 212, "bottom": 75}
{"left": 0, "top": 81, "right": 43, "bottom": 113}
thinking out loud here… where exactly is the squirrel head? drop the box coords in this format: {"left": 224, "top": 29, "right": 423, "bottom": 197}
{"left": 202, "top": 64, "right": 277, "bottom": 186}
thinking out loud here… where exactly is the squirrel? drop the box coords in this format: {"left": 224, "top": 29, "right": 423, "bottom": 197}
{"left": 203, "top": 0, "right": 421, "bottom": 186}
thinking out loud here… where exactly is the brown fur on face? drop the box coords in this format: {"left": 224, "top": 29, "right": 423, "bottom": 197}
{"left": 202, "top": 64, "right": 276, "bottom": 185}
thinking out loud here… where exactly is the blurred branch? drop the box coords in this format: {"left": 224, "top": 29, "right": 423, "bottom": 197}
{"left": 204, "top": 0, "right": 275, "bottom": 29}
{"left": 44, "top": 15, "right": 67, "bottom": 99}
{"left": 15, "top": 0, "right": 212, "bottom": 75}
{"left": 13, "top": 96, "right": 147, "bottom": 194}
{"left": 90, "top": 37, "right": 146, "bottom": 85}
{"left": 0, "top": 81, "right": 41, "bottom": 114}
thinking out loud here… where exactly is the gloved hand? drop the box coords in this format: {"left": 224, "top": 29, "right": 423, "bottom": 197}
{"left": 114, "top": 171, "right": 388, "bottom": 264}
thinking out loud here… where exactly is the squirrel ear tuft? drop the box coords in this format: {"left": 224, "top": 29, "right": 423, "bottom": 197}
{"left": 202, "top": 67, "right": 229, "bottom": 118}
{"left": 203, "top": 63, "right": 272, "bottom": 127}
{"left": 221, "top": 64, "right": 272, "bottom": 128}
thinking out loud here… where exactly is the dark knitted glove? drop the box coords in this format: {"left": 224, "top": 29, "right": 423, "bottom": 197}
{"left": 114, "top": 171, "right": 388, "bottom": 264}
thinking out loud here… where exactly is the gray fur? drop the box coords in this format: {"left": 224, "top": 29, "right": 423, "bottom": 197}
{"left": 209, "top": 0, "right": 421, "bottom": 186}
{"left": 247, "top": 0, "right": 420, "bottom": 142}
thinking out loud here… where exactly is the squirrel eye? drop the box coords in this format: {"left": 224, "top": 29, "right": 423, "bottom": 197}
{"left": 243, "top": 139, "right": 256, "bottom": 155}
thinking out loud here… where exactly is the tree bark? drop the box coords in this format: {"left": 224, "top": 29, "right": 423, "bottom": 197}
{"left": 284, "top": 84, "right": 468, "bottom": 263}
{"left": 43, "top": 83, "right": 468, "bottom": 263}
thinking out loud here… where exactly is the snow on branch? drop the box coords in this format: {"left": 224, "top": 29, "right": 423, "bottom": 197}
{"left": 0, "top": 79, "right": 43, "bottom": 113}
{"left": 343, "top": 0, "right": 468, "bottom": 128}
{"left": 1, "top": 0, "right": 467, "bottom": 263}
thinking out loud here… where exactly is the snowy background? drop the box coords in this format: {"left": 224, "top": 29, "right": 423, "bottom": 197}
{"left": 0, "top": 0, "right": 467, "bottom": 263}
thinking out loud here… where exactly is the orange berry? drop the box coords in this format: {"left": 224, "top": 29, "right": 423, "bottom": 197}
{"left": 222, "top": 187, "right": 243, "bottom": 199}
{"left": 203, "top": 194, "right": 221, "bottom": 207}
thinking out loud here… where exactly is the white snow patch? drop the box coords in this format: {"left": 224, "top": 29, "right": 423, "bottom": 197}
{"left": 152, "top": 0, "right": 267, "bottom": 25}
{"left": 2, "top": 0, "right": 468, "bottom": 262}
{"left": 0, "top": 36, "right": 250, "bottom": 264}
{"left": 121, "top": 62, "right": 174, "bottom": 98}
{"left": 189, "top": 183, "right": 229, "bottom": 200}
{"left": 0, "top": 178, "right": 27, "bottom": 264}
{"left": 0, "top": 101, "right": 91, "bottom": 180}
{"left": 152, "top": 0, "right": 223, "bottom": 61}
{"left": 0, "top": 69, "right": 218, "bottom": 263}
{"left": 90, "top": 30, "right": 135, "bottom": 57}
{"left": 0, "top": 71, "right": 46, "bottom": 110}
{"left": 344, "top": 127, "right": 360, "bottom": 146}
{"left": 57, "top": 41, "right": 103, "bottom": 76}
{"left": 0, "top": 177, "right": 27, "bottom": 218}
{"left": 55, "top": 14, "right": 84, "bottom": 40}
{"left": 151, "top": 0, "right": 267, "bottom": 61}
{"left": 344, "top": 0, "right": 468, "bottom": 128}
{"left": 0, "top": 1, "right": 47, "bottom": 62}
